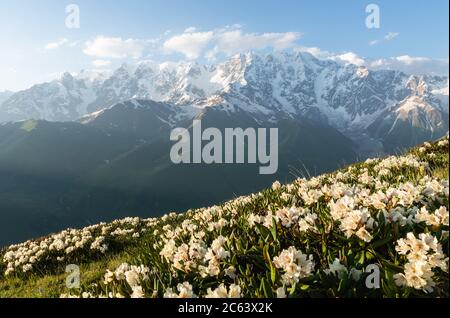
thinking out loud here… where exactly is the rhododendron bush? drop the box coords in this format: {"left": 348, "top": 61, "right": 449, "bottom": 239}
{"left": 1, "top": 137, "right": 448, "bottom": 298}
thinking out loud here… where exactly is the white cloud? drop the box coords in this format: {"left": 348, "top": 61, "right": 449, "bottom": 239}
{"left": 331, "top": 52, "right": 366, "bottom": 66}
{"left": 369, "top": 56, "right": 448, "bottom": 76}
{"left": 369, "top": 31, "right": 400, "bottom": 46}
{"left": 395, "top": 55, "right": 430, "bottom": 65}
{"left": 294, "top": 46, "right": 332, "bottom": 59}
{"left": 84, "top": 36, "right": 146, "bottom": 59}
{"left": 45, "top": 38, "right": 69, "bottom": 50}
{"left": 45, "top": 38, "right": 79, "bottom": 50}
{"left": 78, "top": 27, "right": 446, "bottom": 77}
{"left": 68, "top": 41, "right": 80, "bottom": 48}
{"left": 295, "top": 46, "right": 448, "bottom": 76}
{"left": 183, "top": 26, "right": 197, "bottom": 33}
{"left": 385, "top": 32, "right": 399, "bottom": 41}
{"left": 163, "top": 26, "right": 300, "bottom": 60}
{"left": 92, "top": 59, "right": 111, "bottom": 67}
{"left": 163, "top": 31, "right": 214, "bottom": 59}
{"left": 296, "top": 47, "right": 366, "bottom": 67}
{"left": 209, "top": 30, "right": 300, "bottom": 59}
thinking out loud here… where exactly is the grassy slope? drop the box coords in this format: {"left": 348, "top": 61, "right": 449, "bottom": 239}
{"left": 0, "top": 248, "right": 139, "bottom": 298}
{"left": 0, "top": 138, "right": 448, "bottom": 298}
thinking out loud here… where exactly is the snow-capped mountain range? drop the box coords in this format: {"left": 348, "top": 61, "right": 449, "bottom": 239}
{"left": 1, "top": 51, "right": 448, "bottom": 153}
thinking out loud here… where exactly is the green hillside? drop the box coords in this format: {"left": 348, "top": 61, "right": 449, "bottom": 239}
{"left": 0, "top": 110, "right": 358, "bottom": 247}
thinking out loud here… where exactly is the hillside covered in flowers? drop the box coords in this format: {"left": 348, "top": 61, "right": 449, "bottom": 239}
{"left": 0, "top": 136, "right": 448, "bottom": 298}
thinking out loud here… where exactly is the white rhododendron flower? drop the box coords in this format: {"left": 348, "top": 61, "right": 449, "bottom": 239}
{"left": 394, "top": 233, "right": 448, "bottom": 293}
{"left": 273, "top": 246, "right": 315, "bottom": 286}
{"left": 131, "top": 286, "right": 145, "bottom": 298}
{"left": 205, "top": 284, "right": 242, "bottom": 298}
{"left": 276, "top": 287, "right": 287, "bottom": 298}
{"left": 324, "top": 259, "right": 348, "bottom": 278}
{"left": 272, "top": 181, "right": 282, "bottom": 190}
{"left": 164, "top": 282, "right": 197, "bottom": 298}
{"left": 415, "top": 206, "right": 449, "bottom": 226}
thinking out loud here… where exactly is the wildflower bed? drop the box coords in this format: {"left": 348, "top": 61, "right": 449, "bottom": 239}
{"left": 0, "top": 136, "right": 448, "bottom": 298}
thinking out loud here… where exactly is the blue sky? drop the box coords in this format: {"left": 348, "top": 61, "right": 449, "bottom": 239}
{"left": 0, "top": 0, "right": 448, "bottom": 91}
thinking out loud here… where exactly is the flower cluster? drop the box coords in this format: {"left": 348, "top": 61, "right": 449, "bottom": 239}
{"left": 103, "top": 263, "right": 151, "bottom": 298}
{"left": 415, "top": 206, "right": 449, "bottom": 227}
{"left": 205, "top": 284, "right": 242, "bottom": 298}
{"left": 273, "top": 247, "right": 315, "bottom": 286}
{"left": 164, "top": 282, "right": 197, "bottom": 298}
{"left": 394, "top": 233, "right": 448, "bottom": 293}
{"left": 2, "top": 217, "right": 158, "bottom": 276}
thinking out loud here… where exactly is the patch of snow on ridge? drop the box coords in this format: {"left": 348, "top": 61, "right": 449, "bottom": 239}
{"left": 79, "top": 108, "right": 106, "bottom": 124}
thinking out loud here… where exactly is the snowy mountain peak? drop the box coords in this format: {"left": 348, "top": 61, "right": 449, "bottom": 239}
{"left": 0, "top": 52, "right": 448, "bottom": 151}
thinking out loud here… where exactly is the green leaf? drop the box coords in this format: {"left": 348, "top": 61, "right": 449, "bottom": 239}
{"left": 256, "top": 223, "right": 271, "bottom": 242}
{"left": 300, "top": 284, "right": 310, "bottom": 291}
{"left": 372, "top": 235, "right": 392, "bottom": 248}
{"left": 270, "top": 266, "right": 277, "bottom": 284}
{"left": 357, "top": 252, "right": 365, "bottom": 265}
{"left": 270, "top": 217, "right": 278, "bottom": 241}
{"left": 289, "top": 283, "right": 297, "bottom": 295}
{"left": 261, "top": 278, "right": 274, "bottom": 298}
